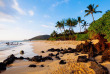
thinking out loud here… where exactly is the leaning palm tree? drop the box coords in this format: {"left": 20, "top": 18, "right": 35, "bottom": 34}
{"left": 77, "top": 17, "right": 84, "bottom": 32}
{"left": 60, "top": 19, "right": 65, "bottom": 31}
{"left": 82, "top": 21, "right": 88, "bottom": 31}
{"left": 84, "top": 4, "right": 102, "bottom": 22}
{"left": 55, "top": 21, "right": 63, "bottom": 33}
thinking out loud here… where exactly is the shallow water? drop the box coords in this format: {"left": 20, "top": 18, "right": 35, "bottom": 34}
{"left": 0, "top": 42, "right": 37, "bottom": 62}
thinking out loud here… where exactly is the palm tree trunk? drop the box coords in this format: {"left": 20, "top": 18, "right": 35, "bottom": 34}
{"left": 92, "top": 13, "right": 94, "bottom": 22}
{"left": 79, "top": 23, "right": 81, "bottom": 32}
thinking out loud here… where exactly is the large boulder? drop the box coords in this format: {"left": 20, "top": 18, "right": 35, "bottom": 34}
{"left": 20, "top": 50, "right": 24, "bottom": 55}
{"left": 89, "top": 61, "right": 108, "bottom": 74}
{"left": 31, "top": 56, "right": 44, "bottom": 62}
{"left": 59, "top": 60, "right": 66, "bottom": 64}
{"left": 0, "top": 63, "right": 6, "bottom": 71}
{"left": 77, "top": 56, "right": 88, "bottom": 62}
{"left": 3, "top": 54, "right": 16, "bottom": 65}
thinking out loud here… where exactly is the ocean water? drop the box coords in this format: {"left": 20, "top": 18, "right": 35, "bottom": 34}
{"left": 0, "top": 41, "right": 37, "bottom": 62}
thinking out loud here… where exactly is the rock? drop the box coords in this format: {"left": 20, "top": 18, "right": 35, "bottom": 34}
{"left": 77, "top": 56, "right": 88, "bottom": 62}
{"left": 29, "top": 64, "right": 36, "bottom": 67}
{"left": 41, "top": 51, "right": 45, "bottom": 53}
{"left": 102, "top": 50, "right": 110, "bottom": 62}
{"left": 89, "top": 61, "right": 108, "bottom": 74}
{"left": 47, "top": 48, "right": 55, "bottom": 52}
{"left": 48, "top": 53, "right": 55, "bottom": 57}
{"left": 75, "top": 52, "right": 79, "bottom": 56}
{"left": 55, "top": 56, "right": 61, "bottom": 60}
{"left": 3, "top": 54, "right": 16, "bottom": 65}
{"left": 31, "top": 56, "right": 44, "bottom": 62}
{"left": 20, "top": 50, "right": 24, "bottom": 55}
{"left": 0, "top": 62, "right": 6, "bottom": 71}
{"left": 40, "top": 65, "right": 44, "bottom": 67}
{"left": 44, "top": 56, "right": 53, "bottom": 60}
{"left": 59, "top": 60, "right": 66, "bottom": 64}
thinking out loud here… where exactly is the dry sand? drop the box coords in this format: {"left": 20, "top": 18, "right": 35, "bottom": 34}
{"left": 2, "top": 40, "right": 109, "bottom": 74}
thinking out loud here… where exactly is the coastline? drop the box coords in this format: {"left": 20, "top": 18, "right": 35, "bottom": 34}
{"left": 2, "top": 40, "right": 110, "bottom": 74}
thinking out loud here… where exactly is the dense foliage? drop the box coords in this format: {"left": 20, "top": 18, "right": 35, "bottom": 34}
{"left": 88, "top": 11, "right": 110, "bottom": 41}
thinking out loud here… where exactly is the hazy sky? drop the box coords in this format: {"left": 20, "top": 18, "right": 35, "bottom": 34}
{"left": 0, "top": 0, "right": 110, "bottom": 40}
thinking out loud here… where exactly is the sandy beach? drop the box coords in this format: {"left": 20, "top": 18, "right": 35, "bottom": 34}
{"left": 1, "top": 40, "right": 110, "bottom": 74}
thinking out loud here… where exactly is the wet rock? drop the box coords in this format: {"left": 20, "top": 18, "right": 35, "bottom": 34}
{"left": 3, "top": 54, "right": 16, "bottom": 65}
{"left": 102, "top": 50, "right": 110, "bottom": 62}
{"left": 77, "top": 56, "right": 88, "bottom": 62}
{"left": 59, "top": 60, "right": 66, "bottom": 64}
{"left": 0, "top": 62, "right": 6, "bottom": 71}
{"left": 41, "top": 51, "right": 45, "bottom": 53}
{"left": 20, "top": 50, "right": 24, "bottom": 55}
{"left": 29, "top": 64, "right": 36, "bottom": 67}
{"left": 89, "top": 61, "right": 108, "bottom": 74}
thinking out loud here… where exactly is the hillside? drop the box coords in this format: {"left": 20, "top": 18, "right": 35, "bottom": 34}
{"left": 29, "top": 35, "right": 50, "bottom": 40}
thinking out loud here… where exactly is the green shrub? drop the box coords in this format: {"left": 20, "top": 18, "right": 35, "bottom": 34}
{"left": 88, "top": 11, "right": 110, "bottom": 41}
{"left": 75, "top": 34, "right": 89, "bottom": 41}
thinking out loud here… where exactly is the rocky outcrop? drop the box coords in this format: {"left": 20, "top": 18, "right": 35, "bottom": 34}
{"left": 77, "top": 56, "right": 88, "bottom": 62}
{"left": 89, "top": 61, "right": 108, "bottom": 74}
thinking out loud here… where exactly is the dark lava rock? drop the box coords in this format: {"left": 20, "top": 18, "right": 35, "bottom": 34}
{"left": 31, "top": 56, "right": 44, "bottom": 62}
{"left": 77, "top": 56, "right": 88, "bottom": 62}
{"left": 41, "top": 51, "right": 45, "bottom": 53}
{"left": 44, "top": 56, "right": 53, "bottom": 60}
{"left": 75, "top": 52, "right": 79, "bottom": 56}
{"left": 29, "top": 64, "right": 36, "bottom": 67}
{"left": 89, "top": 61, "right": 108, "bottom": 74}
{"left": 20, "top": 50, "right": 24, "bottom": 55}
{"left": 102, "top": 50, "right": 110, "bottom": 62}
{"left": 0, "top": 62, "right": 6, "bottom": 71}
{"left": 47, "top": 48, "right": 55, "bottom": 52}
{"left": 48, "top": 53, "right": 55, "bottom": 57}
{"left": 40, "top": 65, "right": 44, "bottom": 67}
{"left": 59, "top": 60, "right": 66, "bottom": 64}
{"left": 3, "top": 54, "right": 16, "bottom": 65}
{"left": 55, "top": 56, "right": 61, "bottom": 60}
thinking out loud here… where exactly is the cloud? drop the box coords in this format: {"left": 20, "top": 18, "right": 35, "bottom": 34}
{"left": 12, "top": 0, "right": 26, "bottom": 15}
{"left": 28, "top": 10, "right": 34, "bottom": 16}
{"left": 44, "top": 15, "right": 50, "bottom": 18}
{"left": 0, "top": 0, "right": 5, "bottom": 7}
{"left": 52, "top": 0, "right": 69, "bottom": 7}
{"left": 0, "top": 12, "right": 15, "bottom": 22}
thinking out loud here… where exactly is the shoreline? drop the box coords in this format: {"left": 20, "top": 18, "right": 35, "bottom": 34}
{"left": 1, "top": 40, "right": 110, "bottom": 74}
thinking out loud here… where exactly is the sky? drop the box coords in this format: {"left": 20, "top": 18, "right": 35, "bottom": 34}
{"left": 0, "top": 0, "right": 110, "bottom": 40}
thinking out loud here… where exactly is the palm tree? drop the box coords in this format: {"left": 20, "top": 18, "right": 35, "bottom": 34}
{"left": 82, "top": 21, "right": 88, "bottom": 31}
{"left": 60, "top": 19, "right": 65, "bottom": 32}
{"left": 55, "top": 21, "right": 63, "bottom": 33}
{"left": 66, "top": 18, "right": 77, "bottom": 33}
{"left": 51, "top": 30, "right": 57, "bottom": 37}
{"left": 84, "top": 4, "right": 102, "bottom": 22}
{"left": 77, "top": 17, "right": 84, "bottom": 32}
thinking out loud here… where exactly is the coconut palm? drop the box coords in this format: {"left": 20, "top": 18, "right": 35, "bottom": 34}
{"left": 77, "top": 17, "right": 84, "bottom": 32}
{"left": 55, "top": 21, "right": 63, "bottom": 33}
{"left": 60, "top": 19, "right": 66, "bottom": 31}
{"left": 82, "top": 21, "right": 88, "bottom": 31}
{"left": 84, "top": 4, "right": 102, "bottom": 22}
{"left": 66, "top": 18, "right": 77, "bottom": 33}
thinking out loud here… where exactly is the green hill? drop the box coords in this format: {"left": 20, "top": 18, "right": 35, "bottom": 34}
{"left": 29, "top": 35, "right": 50, "bottom": 40}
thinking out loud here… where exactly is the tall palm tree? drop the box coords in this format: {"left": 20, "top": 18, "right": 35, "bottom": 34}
{"left": 55, "top": 21, "right": 63, "bottom": 33}
{"left": 60, "top": 20, "right": 65, "bottom": 31}
{"left": 77, "top": 17, "right": 84, "bottom": 32}
{"left": 82, "top": 21, "right": 88, "bottom": 31}
{"left": 84, "top": 4, "right": 102, "bottom": 22}
{"left": 66, "top": 18, "right": 77, "bottom": 33}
